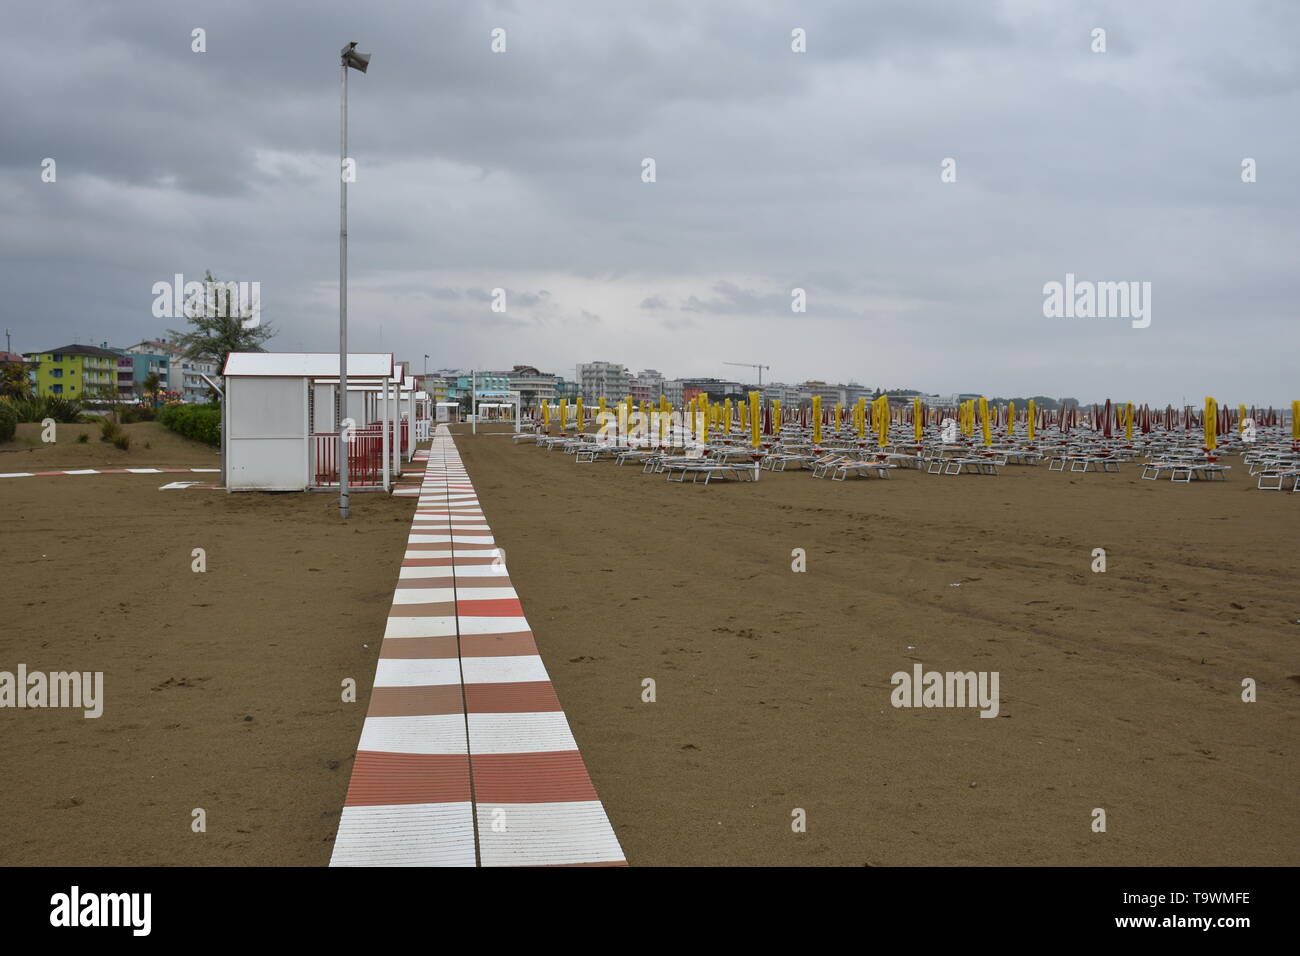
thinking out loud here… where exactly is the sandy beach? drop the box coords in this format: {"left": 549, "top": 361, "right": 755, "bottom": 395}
{"left": 448, "top": 425, "right": 1299, "bottom": 866}
{"left": 1, "top": 423, "right": 1295, "bottom": 866}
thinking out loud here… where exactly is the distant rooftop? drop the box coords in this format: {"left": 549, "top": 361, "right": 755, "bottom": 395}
{"left": 24, "top": 344, "right": 119, "bottom": 358}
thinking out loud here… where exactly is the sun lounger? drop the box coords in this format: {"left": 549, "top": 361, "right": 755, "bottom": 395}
{"left": 1003, "top": 450, "right": 1043, "bottom": 466}
{"left": 830, "top": 461, "right": 896, "bottom": 481}
{"left": 763, "top": 453, "right": 817, "bottom": 471}
{"left": 1256, "top": 468, "right": 1300, "bottom": 491}
{"left": 934, "top": 457, "right": 1000, "bottom": 475}
{"left": 1067, "top": 455, "right": 1121, "bottom": 473}
{"left": 663, "top": 462, "right": 757, "bottom": 484}
{"left": 1142, "top": 461, "right": 1231, "bottom": 482}
{"left": 645, "top": 455, "right": 698, "bottom": 474}
{"left": 810, "top": 455, "right": 855, "bottom": 478}
{"left": 575, "top": 444, "right": 617, "bottom": 463}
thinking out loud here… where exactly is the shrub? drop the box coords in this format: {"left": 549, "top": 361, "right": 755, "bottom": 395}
{"left": 119, "top": 405, "right": 157, "bottom": 424}
{"left": 158, "top": 403, "right": 221, "bottom": 446}
{"left": 76, "top": 433, "right": 90, "bottom": 444}
{"left": 1, "top": 395, "right": 85, "bottom": 423}
{"left": 99, "top": 418, "right": 122, "bottom": 442}
{"left": 112, "top": 433, "right": 131, "bottom": 451}
{"left": 0, "top": 402, "right": 16, "bottom": 442}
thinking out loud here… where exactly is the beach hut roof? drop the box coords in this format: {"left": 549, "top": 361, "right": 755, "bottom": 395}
{"left": 222, "top": 352, "right": 395, "bottom": 379}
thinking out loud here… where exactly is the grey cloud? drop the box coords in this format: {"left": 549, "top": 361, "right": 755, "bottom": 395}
{"left": 0, "top": 0, "right": 1296, "bottom": 403}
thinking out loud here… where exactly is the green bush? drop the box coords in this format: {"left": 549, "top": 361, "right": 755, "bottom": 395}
{"left": 158, "top": 403, "right": 221, "bottom": 446}
{"left": 1, "top": 395, "right": 84, "bottom": 424}
{"left": 119, "top": 405, "right": 157, "bottom": 424}
{"left": 112, "top": 433, "right": 131, "bottom": 451}
{"left": 99, "top": 418, "right": 122, "bottom": 442}
{"left": 0, "top": 402, "right": 16, "bottom": 442}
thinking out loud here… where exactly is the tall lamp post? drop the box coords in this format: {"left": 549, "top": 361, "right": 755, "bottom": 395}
{"left": 338, "top": 40, "right": 370, "bottom": 519}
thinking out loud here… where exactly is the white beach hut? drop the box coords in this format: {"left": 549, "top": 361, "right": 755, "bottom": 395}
{"left": 222, "top": 352, "right": 399, "bottom": 492}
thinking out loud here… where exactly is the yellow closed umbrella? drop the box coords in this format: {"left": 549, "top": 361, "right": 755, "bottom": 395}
{"left": 1238, "top": 404, "right": 1246, "bottom": 434}
{"left": 1293, "top": 400, "right": 1300, "bottom": 444}
{"left": 877, "top": 395, "right": 889, "bottom": 447}
{"left": 1007, "top": 400, "right": 1016, "bottom": 439}
{"left": 559, "top": 398, "right": 567, "bottom": 431}
{"left": 1027, "top": 398, "right": 1036, "bottom": 441}
{"left": 542, "top": 401, "right": 551, "bottom": 431}
{"left": 834, "top": 402, "right": 842, "bottom": 434}
{"left": 1125, "top": 402, "right": 1134, "bottom": 441}
{"left": 979, "top": 397, "right": 991, "bottom": 447}
{"left": 812, "top": 395, "right": 822, "bottom": 446}
{"left": 1204, "top": 396, "right": 1217, "bottom": 451}
{"left": 914, "top": 397, "right": 923, "bottom": 443}
{"left": 774, "top": 399, "right": 782, "bottom": 432}
{"left": 749, "top": 391, "right": 761, "bottom": 449}
{"left": 575, "top": 396, "right": 583, "bottom": 434}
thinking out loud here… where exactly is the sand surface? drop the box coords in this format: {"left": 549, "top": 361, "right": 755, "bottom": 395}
{"left": 2, "top": 423, "right": 1295, "bottom": 867}
{"left": 0, "top": 468, "right": 410, "bottom": 865}
{"left": 451, "top": 425, "right": 1298, "bottom": 866}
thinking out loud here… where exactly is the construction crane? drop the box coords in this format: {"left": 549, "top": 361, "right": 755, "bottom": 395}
{"left": 723, "top": 362, "right": 771, "bottom": 387}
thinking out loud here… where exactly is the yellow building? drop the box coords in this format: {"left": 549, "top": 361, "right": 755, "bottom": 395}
{"left": 22, "top": 344, "right": 120, "bottom": 398}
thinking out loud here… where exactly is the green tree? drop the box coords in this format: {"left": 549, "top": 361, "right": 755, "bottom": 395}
{"left": 167, "top": 269, "right": 274, "bottom": 376}
{"left": 0, "top": 361, "right": 34, "bottom": 399}
{"left": 142, "top": 372, "right": 163, "bottom": 408}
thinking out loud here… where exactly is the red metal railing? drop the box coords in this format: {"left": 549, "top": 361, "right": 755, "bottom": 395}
{"left": 311, "top": 428, "right": 385, "bottom": 486}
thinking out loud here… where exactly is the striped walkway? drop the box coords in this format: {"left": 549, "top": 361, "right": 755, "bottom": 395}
{"left": 330, "top": 425, "right": 625, "bottom": 867}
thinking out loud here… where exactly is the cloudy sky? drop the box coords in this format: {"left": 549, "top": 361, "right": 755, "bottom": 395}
{"left": 3, "top": 0, "right": 1296, "bottom": 405}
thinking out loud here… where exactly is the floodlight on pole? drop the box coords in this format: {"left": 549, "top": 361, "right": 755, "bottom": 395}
{"left": 338, "top": 40, "right": 370, "bottom": 520}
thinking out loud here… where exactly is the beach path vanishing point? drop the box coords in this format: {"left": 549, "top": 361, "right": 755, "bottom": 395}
{"left": 329, "top": 425, "right": 625, "bottom": 866}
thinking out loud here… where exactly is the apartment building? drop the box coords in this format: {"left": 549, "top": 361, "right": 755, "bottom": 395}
{"left": 506, "top": 365, "right": 557, "bottom": 408}
{"left": 576, "top": 361, "right": 630, "bottom": 402}
{"left": 800, "top": 380, "right": 847, "bottom": 406}
{"left": 22, "top": 345, "right": 119, "bottom": 399}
